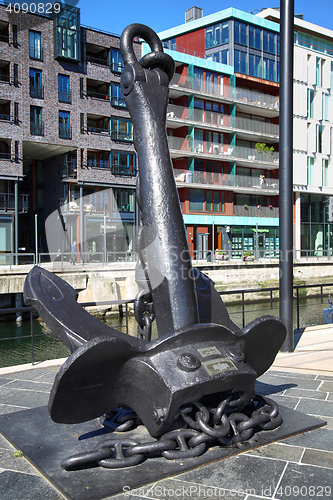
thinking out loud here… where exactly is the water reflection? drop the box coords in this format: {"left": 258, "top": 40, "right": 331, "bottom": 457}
{"left": 0, "top": 295, "right": 330, "bottom": 368}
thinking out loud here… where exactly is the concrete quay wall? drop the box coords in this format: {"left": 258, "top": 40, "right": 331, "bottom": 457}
{"left": 0, "top": 260, "right": 332, "bottom": 310}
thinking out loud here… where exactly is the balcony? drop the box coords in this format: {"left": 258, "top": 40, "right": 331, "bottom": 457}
{"left": 86, "top": 54, "right": 108, "bottom": 66}
{"left": 170, "top": 73, "right": 279, "bottom": 112}
{"left": 86, "top": 43, "right": 109, "bottom": 66}
{"left": 110, "top": 61, "right": 124, "bottom": 73}
{"left": 111, "top": 164, "right": 136, "bottom": 176}
{"left": 0, "top": 193, "right": 29, "bottom": 213}
{"left": 59, "top": 125, "right": 72, "bottom": 140}
{"left": 60, "top": 160, "right": 77, "bottom": 179}
{"left": 87, "top": 126, "right": 110, "bottom": 135}
{"left": 111, "top": 96, "right": 126, "bottom": 108}
{"left": 87, "top": 159, "right": 109, "bottom": 168}
{"left": 58, "top": 89, "right": 72, "bottom": 104}
{"left": 0, "top": 74, "right": 10, "bottom": 84}
{"left": 30, "top": 122, "right": 44, "bottom": 136}
{"left": 0, "top": 151, "right": 11, "bottom": 161}
{"left": 233, "top": 204, "right": 279, "bottom": 218}
{"left": 30, "top": 85, "right": 44, "bottom": 99}
{"left": 86, "top": 79, "right": 109, "bottom": 100}
{"left": 167, "top": 136, "right": 279, "bottom": 165}
{"left": 167, "top": 104, "right": 279, "bottom": 138}
{"left": 0, "top": 114, "right": 11, "bottom": 123}
{"left": 111, "top": 130, "right": 133, "bottom": 142}
{"left": 173, "top": 169, "right": 279, "bottom": 192}
{"left": 29, "top": 47, "right": 43, "bottom": 61}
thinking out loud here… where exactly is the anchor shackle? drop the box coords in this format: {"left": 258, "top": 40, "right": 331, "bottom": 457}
{"left": 120, "top": 23, "right": 174, "bottom": 82}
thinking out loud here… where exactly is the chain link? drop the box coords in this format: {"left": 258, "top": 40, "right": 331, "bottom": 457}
{"left": 62, "top": 393, "right": 283, "bottom": 470}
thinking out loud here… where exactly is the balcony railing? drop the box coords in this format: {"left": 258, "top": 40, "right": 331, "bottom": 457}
{"left": 0, "top": 193, "right": 29, "bottom": 212}
{"left": 87, "top": 126, "right": 110, "bottom": 135}
{"left": 87, "top": 159, "right": 109, "bottom": 168}
{"left": 58, "top": 89, "right": 72, "bottom": 104}
{"left": 0, "top": 34, "right": 9, "bottom": 43}
{"left": 111, "top": 164, "right": 136, "bottom": 176}
{"left": 111, "top": 130, "right": 133, "bottom": 142}
{"left": 0, "top": 74, "right": 10, "bottom": 84}
{"left": 30, "top": 122, "right": 44, "bottom": 136}
{"left": 167, "top": 136, "right": 279, "bottom": 164}
{"left": 0, "top": 152, "right": 11, "bottom": 160}
{"left": 167, "top": 104, "right": 279, "bottom": 137}
{"left": 0, "top": 114, "right": 11, "bottom": 122}
{"left": 60, "top": 160, "right": 77, "bottom": 179}
{"left": 170, "top": 74, "right": 279, "bottom": 110}
{"left": 86, "top": 54, "right": 108, "bottom": 66}
{"left": 173, "top": 169, "right": 279, "bottom": 191}
{"left": 30, "top": 85, "right": 44, "bottom": 99}
{"left": 29, "top": 47, "right": 43, "bottom": 61}
{"left": 59, "top": 125, "right": 72, "bottom": 140}
{"left": 233, "top": 204, "right": 279, "bottom": 218}
{"left": 86, "top": 90, "right": 109, "bottom": 100}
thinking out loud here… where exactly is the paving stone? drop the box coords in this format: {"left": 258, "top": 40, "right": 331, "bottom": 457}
{"left": 255, "top": 379, "right": 295, "bottom": 397}
{"left": 178, "top": 454, "right": 287, "bottom": 497}
{"left": 261, "top": 375, "right": 322, "bottom": 391}
{"left": 0, "top": 379, "right": 12, "bottom": 388}
{"left": 281, "top": 427, "right": 333, "bottom": 452}
{"left": 275, "top": 462, "right": 333, "bottom": 499}
{"left": 0, "top": 470, "right": 65, "bottom": 500}
{"left": 0, "top": 435, "right": 14, "bottom": 450}
{"left": 302, "top": 448, "right": 333, "bottom": 469}
{"left": 327, "top": 393, "right": 333, "bottom": 401}
{"left": 283, "top": 387, "right": 328, "bottom": 400}
{"left": 315, "top": 374, "right": 333, "bottom": 382}
{"left": 4, "top": 380, "right": 52, "bottom": 392}
{"left": 0, "top": 387, "right": 17, "bottom": 402}
{"left": 245, "top": 442, "right": 304, "bottom": 462}
{"left": 1, "top": 389, "right": 49, "bottom": 408}
{"left": 318, "top": 381, "right": 333, "bottom": 393}
{"left": 296, "top": 397, "right": 333, "bottom": 418}
{"left": 2, "top": 370, "right": 48, "bottom": 381}
{"left": 0, "top": 448, "right": 35, "bottom": 473}
{"left": 32, "top": 368, "right": 59, "bottom": 384}
{"left": 265, "top": 370, "right": 318, "bottom": 380}
{"left": 265, "top": 394, "right": 300, "bottom": 410}
{"left": 0, "top": 404, "right": 29, "bottom": 416}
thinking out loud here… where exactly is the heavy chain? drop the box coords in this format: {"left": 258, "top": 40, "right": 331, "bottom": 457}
{"left": 61, "top": 392, "right": 282, "bottom": 470}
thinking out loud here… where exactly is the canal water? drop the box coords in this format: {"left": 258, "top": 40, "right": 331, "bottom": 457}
{"left": 0, "top": 296, "right": 331, "bottom": 369}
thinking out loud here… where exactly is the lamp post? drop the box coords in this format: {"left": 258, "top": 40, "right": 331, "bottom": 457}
{"left": 279, "top": 0, "right": 294, "bottom": 352}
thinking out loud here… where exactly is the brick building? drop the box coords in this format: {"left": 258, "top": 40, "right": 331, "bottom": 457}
{"left": 0, "top": 3, "right": 139, "bottom": 263}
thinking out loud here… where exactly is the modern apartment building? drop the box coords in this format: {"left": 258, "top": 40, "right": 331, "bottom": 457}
{"left": 258, "top": 8, "right": 333, "bottom": 257}
{"left": 156, "top": 7, "right": 281, "bottom": 258}
{"left": 0, "top": 2, "right": 139, "bottom": 263}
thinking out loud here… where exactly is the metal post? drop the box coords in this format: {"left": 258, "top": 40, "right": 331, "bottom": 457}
{"left": 212, "top": 220, "right": 215, "bottom": 262}
{"left": 35, "top": 213, "right": 38, "bottom": 265}
{"left": 14, "top": 180, "right": 18, "bottom": 265}
{"left": 328, "top": 224, "right": 331, "bottom": 260}
{"left": 279, "top": 0, "right": 294, "bottom": 352}
{"left": 255, "top": 222, "right": 259, "bottom": 260}
{"left": 103, "top": 214, "right": 107, "bottom": 266}
{"left": 80, "top": 185, "right": 83, "bottom": 265}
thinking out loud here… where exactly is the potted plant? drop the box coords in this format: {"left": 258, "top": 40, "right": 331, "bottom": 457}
{"left": 243, "top": 251, "right": 255, "bottom": 261}
{"left": 215, "top": 249, "right": 229, "bottom": 261}
{"left": 255, "top": 142, "right": 275, "bottom": 157}
{"left": 185, "top": 134, "right": 193, "bottom": 151}
{"left": 244, "top": 204, "right": 248, "bottom": 209}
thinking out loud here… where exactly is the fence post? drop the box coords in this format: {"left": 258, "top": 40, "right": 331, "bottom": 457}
{"left": 30, "top": 310, "right": 34, "bottom": 365}
{"left": 242, "top": 291, "right": 245, "bottom": 328}
{"left": 296, "top": 287, "right": 300, "bottom": 332}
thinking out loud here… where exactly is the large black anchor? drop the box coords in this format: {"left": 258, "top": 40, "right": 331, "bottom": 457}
{"left": 24, "top": 24, "right": 286, "bottom": 440}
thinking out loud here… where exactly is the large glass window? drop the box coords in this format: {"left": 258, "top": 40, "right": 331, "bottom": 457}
{"left": 54, "top": 5, "right": 80, "bottom": 61}
{"left": 308, "top": 89, "right": 315, "bottom": 118}
{"left": 190, "top": 189, "right": 205, "bottom": 211}
{"left": 234, "top": 21, "right": 247, "bottom": 45}
{"left": 30, "top": 105, "right": 43, "bottom": 135}
{"left": 58, "top": 74, "right": 71, "bottom": 103}
{"left": 29, "top": 68, "right": 43, "bottom": 99}
{"left": 111, "top": 50, "right": 123, "bottom": 73}
{"left": 268, "top": 32, "right": 275, "bottom": 54}
{"left": 317, "top": 124, "right": 323, "bottom": 153}
{"left": 322, "top": 159, "right": 329, "bottom": 187}
{"left": 307, "top": 157, "right": 314, "bottom": 185}
{"left": 112, "top": 152, "right": 136, "bottom": 175}
{"left": 268, "top": 59, "right": 275, "bottom": 81}
{"left": 205, "top": 22, "right": 229, "bottom": 49}
{"left": 316, "top": 57, "right": 323, "bottom": 86}
{"left": 111, "top": 119, "right": 133, "bottom": 141}
{"left": 249, "top": 25, "right": 261, "bottom": 50}
{"left": 59, "top": 110, "right": 71, "bottom": 139}
{"left": 235, "top": 50, "right": 247, "bottom": 74}
{"left": 249, "top": 54, "right": 262, "bottom": 78}
{"left": 29, "top": 31, "right": 42, "bottom": 60}
{"left": 114, "top": 188, "right": 135, "bottom": 212}
{"left": 111, "top": 84, "right": 125, "bottom": 107}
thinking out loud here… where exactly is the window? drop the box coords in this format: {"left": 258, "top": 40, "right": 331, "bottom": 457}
{"left": 193, "top": 67, "right": 203, "bottom": 91}
{"left": 29, "top": 69, "right": 43, "bottom": 99}
{"left": 58, "top": 74, "right": 71, "bottom": 103}
{"left": 316, "top": 57, "right": 323, "bottom": 86}
{"left": 316, "top": 124, "right": 323, "bottom": 153}
{"left": 307, "top": 157, "right": 314, "bottom": 185}
{"left": 30, "top": 106, "right": 43, "bottom": 135}
{"left": 59, "top": 110, "right": 71, "bottom": 139}
{"left": 234, "top": 50, "right": 247, "bottom": 74}
{"left": 308, "top": 89, "right": 315, "bottom": 118}
{"left": 331, "top": 61, "right": 333, "bottom": 89}
{"left": 234, "top": 21, "right": 247, "bottom": 45}
{"left": 190, "top": 189, "right": 205, "bottom": 211}
{"left": 322, "top": 159, "right": 329, "bottom": 187}
{"left": 323, "top": 93, "right": 330, "bottom": 121}
{"left": 249, "top": 54, "right": 262, "bottom": 78}
{"left": 205, "top": 22, "right": 228, "bottom": 49}
{"left": 112, "top": 152, "right": 136, "bottom": 175}
{"left": 268, "top": 32, "right": 275, "bottom": 54}
{"left": 206, "top": 191, "right": 220, "bottom": 211}
{"left": 221, "top": 49, "right": 229, "bottom": 64}
{"left": 263, "top": 31, "right": 269, "bottom": 52}
{"left": 114, "top": 188, "right": 135, "bottom": 212}
{"left": 29, "top": 31, "right": 42, "bottom": 60}
{"left": 111, "top": 119, "right": 133, "bottom": 141}
{"left": 111, "top": 50, "right": 123, "bottom": 73}
{"left": 268, "top": 59, "right": 275, "bottom": 82}
{"left": 249, "top": 25, "right": 261, "bottom": 50}
{"left": 54, "top": 5, "right": 80, "bottom": 61}
{"left": 111, "top": 84, "right": 125, "bottom": 107}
